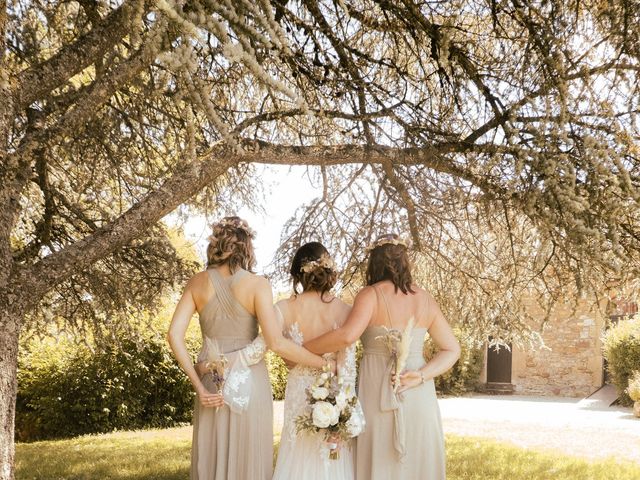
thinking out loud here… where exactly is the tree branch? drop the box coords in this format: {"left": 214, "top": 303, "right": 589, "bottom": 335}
{"left": 381, "top": 162, "right": 423, "bottom": 249}
{"left": 3, "top": 18, "right": 169, "bottom": 247}
{"left": 234, "top": 139, "right": 509, "bottom": 196}
{"left": 14, "top": 3, "right": 134, "bottom": 109}
{"left": 14, "top": 153, "right": 237, "bottom": 307}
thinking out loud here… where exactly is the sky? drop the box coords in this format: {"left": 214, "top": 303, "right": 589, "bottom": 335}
{"left": 178, "top": 165, "right": 322, "bottom": 276}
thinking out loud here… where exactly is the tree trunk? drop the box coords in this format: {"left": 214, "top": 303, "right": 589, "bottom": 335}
{"left": 0, "top": 4, "right": 18, "bottom": 475}
{"left": 0, "top": 305, "right": 19, "bottom": 480}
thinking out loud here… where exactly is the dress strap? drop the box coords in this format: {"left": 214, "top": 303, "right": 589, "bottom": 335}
{"left": 373, "top": 285, "right": 395, "bottom": 329}
{"left": 229, "top": 268, "right": 248, "bottom": 287}
{"left": 206, "top": 268, "right": 241, "bottom": 318}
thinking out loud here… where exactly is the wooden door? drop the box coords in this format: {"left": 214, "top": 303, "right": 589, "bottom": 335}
{"left": 486, "top": 343, "right": 512, "bottom": 384}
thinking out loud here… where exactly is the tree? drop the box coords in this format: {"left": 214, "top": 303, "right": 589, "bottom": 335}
{"left": 1, "top": 0, "right": 639, "bottom": 477}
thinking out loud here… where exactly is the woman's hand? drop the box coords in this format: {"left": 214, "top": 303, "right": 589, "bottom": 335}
{"left": 193, "top": 368, "right": 224, "bottom": 408}
{"left": 196, "top": 386, "right": 224, "bottom": 408}
{"left": 397, "top": 370, "right": 426, "bottom": 393}
{"left": 194, "top": 361, "right": 209, "bottom": 378}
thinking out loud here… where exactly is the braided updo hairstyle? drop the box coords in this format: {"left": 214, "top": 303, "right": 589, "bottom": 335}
{"left": 290, "top": 242, "right": 337, "bottom": 302}
{"left": 366, "top": 233, "right": 415, "bottom": 294}
{"left": 206, "top": 216, "right": 256, "bottom": 272}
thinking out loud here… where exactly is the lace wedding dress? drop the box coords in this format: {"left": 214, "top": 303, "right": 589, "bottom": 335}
{"left": 272, "top": 322, "right": 364, "bottom": 480}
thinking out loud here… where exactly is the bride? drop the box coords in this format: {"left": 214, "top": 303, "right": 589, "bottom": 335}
{"left": 273, "top": 242, "right": 364, "bottom": 480}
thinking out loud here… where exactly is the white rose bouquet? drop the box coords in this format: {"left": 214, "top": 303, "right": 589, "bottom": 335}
{"left": 295, "top": 364, "right": 364, "bottom": 459}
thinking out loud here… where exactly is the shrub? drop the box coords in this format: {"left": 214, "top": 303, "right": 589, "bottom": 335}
{"left": 424, "top": 328, "right": 484, "bottom": 396}
{"left": 602, "top": 315, "right": 640, "bottom": 406}
{"left": 626, "top": 371, "right": 640, "bottom": 402}
{"left": 266, "top": 351, "right": 289, "bottom": 401}
{"left": 16, "top": 334, "right": 195, "bottom": 441}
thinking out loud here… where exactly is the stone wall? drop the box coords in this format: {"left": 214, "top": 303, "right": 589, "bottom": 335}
{"left": 480, "top": 298, "right": 607, "bottom": 397}
{"left": 511, "top": 299, "right": 605, "bottom": 397}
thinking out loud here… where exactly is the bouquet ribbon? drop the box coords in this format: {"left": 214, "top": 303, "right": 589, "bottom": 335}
{"left": 379, "top": 358, "right": 406, "bottom": 460}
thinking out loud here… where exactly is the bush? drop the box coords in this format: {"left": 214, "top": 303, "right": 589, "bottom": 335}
{"left": 16, "top": 334, "right": 195, "bottom": 442}
{"left": 627, "top": 371, "right": 640, "bottom": 402}
{"left": 602, "top": 315, "right": 640, "bottom": 406}
{"left": 425, "top": 328, "right": 484, "bottom": 396}
{"left": 266, "top": 351, "right": 289, "bottom": 401}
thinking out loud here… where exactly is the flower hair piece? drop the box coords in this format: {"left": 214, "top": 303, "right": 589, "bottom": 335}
{"left": 208, "top": 217, "right": 256, "bottom": 243}
{"left": 365, "top": 234, "right": 412, "bottom": 252}
{"left": 300, "top": 253, "right": 337, "bottom": 274}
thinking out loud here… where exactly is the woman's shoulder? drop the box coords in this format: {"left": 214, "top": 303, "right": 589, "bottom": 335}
{"left": 355, "top": 284, "right": 378, "bottom": 298}
{"left": 235, "top": 270, "right": 271, "bottom": 288}
{"left": 186, "top": 270, "right": 210, "bottom": 289}
{"left": 332, "top": 296, "right": 352, "bottom": 311}
{"left": 332, "top": 298, "right": 352, "bottom": 327}
{"left": 408, "top": 283, "right": 430, "bottom": 296}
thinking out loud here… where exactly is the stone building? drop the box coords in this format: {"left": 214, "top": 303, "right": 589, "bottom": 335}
{"left": 479, "top": 297, "right": 637, "bottom": 398}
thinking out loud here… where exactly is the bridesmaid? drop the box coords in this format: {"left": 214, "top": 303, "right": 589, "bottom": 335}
{"left": 168, "top": 217, "right": 331, "bottom": 480}
{"left": 305, "top": 233, "right": 460, "bottom": 479}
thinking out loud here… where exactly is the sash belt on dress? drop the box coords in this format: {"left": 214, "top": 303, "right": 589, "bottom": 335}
{"left": 365, "top": 350, "right": 406, "bottom": 461}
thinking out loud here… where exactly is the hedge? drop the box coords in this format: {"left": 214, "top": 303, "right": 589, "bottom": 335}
{"left": 16, "top": 335, "right": 194, "bottom": 442}
{"left": 602, "top": 315, "right": 640, "bottom": 406}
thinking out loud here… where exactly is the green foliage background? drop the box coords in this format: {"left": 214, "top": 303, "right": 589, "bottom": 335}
{"left": 16, "top": 331, "right": 197, "bottom": 442}
{"left": 602, "top": 315, "right": 640, "bottom": 406}
{"left": 425, "top": 327, "right": 484, "bottom": 396}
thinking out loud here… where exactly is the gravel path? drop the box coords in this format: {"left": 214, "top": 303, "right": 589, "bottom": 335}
{"left": 274, "top": 394, "right": 640, "bottom": 463}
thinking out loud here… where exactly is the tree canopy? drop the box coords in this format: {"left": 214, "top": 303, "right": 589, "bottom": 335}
{"left": 1, "top": 1, "right": 640, "bottom": 477}
{"left": 2, "top": 0, "right": 639, "bottom": 329}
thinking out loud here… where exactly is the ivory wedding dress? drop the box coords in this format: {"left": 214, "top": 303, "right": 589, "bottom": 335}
{"left": 272, "top": 321, "right": 364, "bottom": 480}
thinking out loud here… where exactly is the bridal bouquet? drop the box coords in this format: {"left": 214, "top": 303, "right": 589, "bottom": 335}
{"left": 295, "top": 364, "right": 364, "bottom": 459}
{"left": 205, "top": 338, "right": 228, "bottom": 409}
{"left": 375, "top": 317, "right": 415, "bottom": 392}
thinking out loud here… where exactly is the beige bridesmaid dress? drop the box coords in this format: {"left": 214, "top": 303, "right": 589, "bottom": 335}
{"left": 356, "top": 288, "right": 446, "bottom": 479}
{"left": 191, "top": 268, "right": 273, "bottom": 480}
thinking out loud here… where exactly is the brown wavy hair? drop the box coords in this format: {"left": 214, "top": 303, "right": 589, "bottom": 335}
{"left": 366, "top": 234, "right": 415, "bottom": 294}
{"left": 206, "top": 216, "right": 256, "bottom": 272}
{"left": 290, "top": 242, "right": 337, "bottom": 302}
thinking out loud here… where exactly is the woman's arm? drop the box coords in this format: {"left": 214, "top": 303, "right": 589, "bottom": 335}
{"left": 167, "top": 279, "right": 222, "bottom": 407}
{"left": 194, "top": 334, "right": 266, "bottom": 377}
{"left": 254, "top": 276, "right": 329, "bottom": 369}
{"left": 399, "top": 293, "right": 460, "bottom": 392}
{"left": 304, "top": 287, "right": 376, "bottom": 354}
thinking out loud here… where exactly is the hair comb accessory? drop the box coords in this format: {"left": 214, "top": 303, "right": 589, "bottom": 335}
{"left": 365, "top": 234, "right": 411, "bottom": 252}
{"left": 300, "top": 253, "right": 337, "bottom": 273}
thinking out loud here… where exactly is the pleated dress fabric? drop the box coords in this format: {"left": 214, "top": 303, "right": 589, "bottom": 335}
{"left": 355, "top": 289, "right": 446, "bottom": 479}
{"left": 190, "top": 268, "right": 273, "bottom": 480}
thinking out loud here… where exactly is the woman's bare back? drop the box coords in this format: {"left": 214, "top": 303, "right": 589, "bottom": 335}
{"left": 367, "top": 281, "right": 432, "bottom": 330}
{"left": 277, "top": 293, "right": 351, "bottom": 342}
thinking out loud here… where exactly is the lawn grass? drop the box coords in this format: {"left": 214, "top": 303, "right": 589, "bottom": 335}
{"left": 16, "top": 427, "right": 640, "bottom": 480}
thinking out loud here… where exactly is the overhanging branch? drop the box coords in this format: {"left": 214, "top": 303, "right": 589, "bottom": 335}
{"left": 14, "top": 154, "right": 238, "bottom": 307}
{"left": 14, "top": 3, "right": 134, "bottom": 109}
{"left": 233, "top": 139, "right": 509, "bottom": 196}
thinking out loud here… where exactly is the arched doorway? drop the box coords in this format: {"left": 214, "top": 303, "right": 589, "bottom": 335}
{"left": 486, "top": 341, "right": 514, "bottom": 394}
